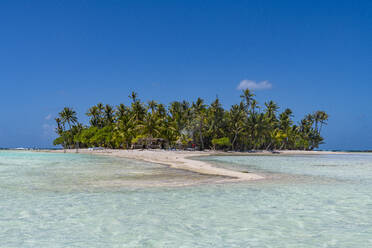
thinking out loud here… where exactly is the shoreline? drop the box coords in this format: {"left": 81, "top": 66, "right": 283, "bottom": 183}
{"left": 42, "top": 149, "right": 348, "bottom": 182}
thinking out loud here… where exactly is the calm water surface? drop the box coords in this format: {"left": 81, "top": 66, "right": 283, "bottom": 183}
{"left": 1, "top": 151, "right": 372, "bottom": 247}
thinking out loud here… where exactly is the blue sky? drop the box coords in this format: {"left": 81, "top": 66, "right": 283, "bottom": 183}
{"left": 0, "top": 0, "right": 371, "bottom": 149}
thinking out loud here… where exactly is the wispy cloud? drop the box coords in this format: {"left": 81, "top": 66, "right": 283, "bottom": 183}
{"left": 42, "top": 123, "right": 55, "bottom": 137}
{"left": 237, "top": 80, "right": 272, "bottom": 91}
{"left": 45, "top": 114, "right": 52, "bottom": 120}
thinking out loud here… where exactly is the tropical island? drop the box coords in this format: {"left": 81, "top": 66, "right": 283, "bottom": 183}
{"left": 54, "top": 89, "right": 329, "bottom": 152}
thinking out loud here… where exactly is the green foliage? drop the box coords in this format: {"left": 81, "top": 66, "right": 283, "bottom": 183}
{"left": 54, "top": 91, "right": 328, "bottom": 151}
{"left": 53, "top": 136, "right": 64, "bottom": 146}
{"left": 90, "top": 125, "right": 114, "bottom": 148}
{"left": 132, "top": 134, "right": 147, "bottom": 144}
{"left": 179, "top": 134, "right": 192, "bottom": 146}
{"left": 212, "top": 137, "right": 231, "bottom": 149}
{"left": 77, "top": 127, "right": 98, "bottom": 146}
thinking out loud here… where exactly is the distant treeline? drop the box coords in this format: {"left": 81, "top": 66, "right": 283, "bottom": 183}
{"left": 54, "top": 90, "right": 328, "bottom": 151}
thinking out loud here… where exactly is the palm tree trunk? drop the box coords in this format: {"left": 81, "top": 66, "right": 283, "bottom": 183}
{"left": 266, "top": 142, "right": 272, "bottom": 151}
{"left": 280, "top": 140, "right": 286, "bottom": 150}
{"left": 319, "top": 123, "right": 323, "bottom": 135}
{"left": 198, "top": 118, "right": 204, "bottom": 150}
{"left": 232, "top": 132, "right": 238, "bottom": 151}
{"left": 199, "top": 128, "right": 204, "bottom": 150}
{"left": 75, "top": 141, "right": 79, "bottom": 153}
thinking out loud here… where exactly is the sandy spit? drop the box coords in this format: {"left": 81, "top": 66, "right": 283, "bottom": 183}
{"left": 43, "top": 149, "right": 347, "bottom": 182}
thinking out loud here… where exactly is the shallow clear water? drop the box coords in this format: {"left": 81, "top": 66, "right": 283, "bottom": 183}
{"left": 1, "top": 151, "right": 372, "bottom": 247}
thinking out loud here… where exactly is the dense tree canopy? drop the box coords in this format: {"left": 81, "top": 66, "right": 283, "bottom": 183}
{"left": 54, "top": 90, "right": 328, "bottom": 151}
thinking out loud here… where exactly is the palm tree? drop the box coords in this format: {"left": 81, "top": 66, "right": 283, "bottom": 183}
{"left": 131, "top": 101, "right": 145, "bottom": 122}
{"left": 96, "top": 102, "right": 104, "bottom": 111}
{"left": 156, "top": 104, "right": 167, "bottom": 119}
{"left": 192, "top": 98, "right": 207, "bottom": 150}
{"left": 240, "top": 89, "right": 255, "bottom": 113}
{"left": 207, "top": 97, "right": 225, "bottom": 140}
{"left": 228, "top": 104, "right": 245, "bottom": 150}
{"left": 169, "top": 101, "right": 182, "bottom": 131}
{"left": 104, "top": 104, "right": 115, "bottom": 125}
{"left": 58, "top": 107, "right": 78, "bottom": 150}
{"left": 277, "top": 108, "right": 294, "bottom": 149}
{"left": 71, "top": 123, "right": 83, "bottom": 152}
{"left": 314, "top": 110, "right": 329, "bottom": 134}
{"left": 137, "top": 113, "right": 162, "bottom": 138}
{"left": 55, "top": 117, "right": 63, "bottom": 135}
{"left": 264, "top": 101, "right": 279, "bottom": 120}
{"left": 147, "top": 100, "right": 158, "bottom": 114}
{"left": 250, "top": 99, "right": 259, "bottom": 115}
{"left": 129, "top": 91, "right": 138, "bottom": 103}
{"left": 116, "top": 103, "right": 127, "bottom": 119}
{"left": 59, "top": 107, "right": 77, "bottom": 130}
{"left": 115, "top": 113, "right": 135, "bottom": 149}
{"left": 263, "top": 101, "right": 279, "bottom": 150}
{"left": 86, "top": 106, "right": 101, "bottom": 127}
{"left": 279, "top": 108, "right": 293, "bottom": 130}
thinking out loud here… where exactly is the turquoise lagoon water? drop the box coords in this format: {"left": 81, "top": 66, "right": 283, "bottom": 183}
{"left": 1, "top": 151, "right": 372, "bottom": 247}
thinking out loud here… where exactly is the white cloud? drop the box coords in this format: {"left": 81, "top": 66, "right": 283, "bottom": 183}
{"left": 237, "top": 80, "right": 272, "bottom": 91}
{"left": 45, "top": 114, "right": 52, "bottom": 120}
